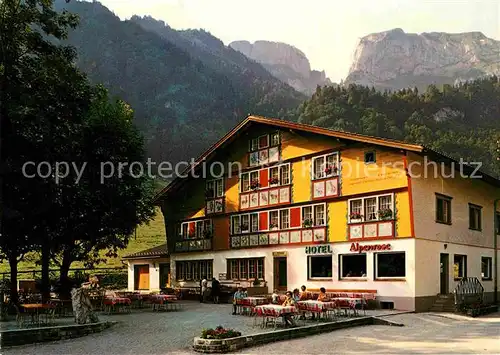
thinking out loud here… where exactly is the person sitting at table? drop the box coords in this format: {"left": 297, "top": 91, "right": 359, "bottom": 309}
{"left": 299, "top": 285, "right": 309, "bottom": 300}
{"left": 271, "top": 289, "right": 279, "bottom": 304}
{"left": 317, "top": 287, "right": 330, "bottom": 302}
{"left": 292, "top": 288, "right": 300, "bottom": 302}
{"left": 281, "top": 291, "right": 296, "bottom": 327}
{"left": 232, "top": 287, "right": 245, "bottom": 315}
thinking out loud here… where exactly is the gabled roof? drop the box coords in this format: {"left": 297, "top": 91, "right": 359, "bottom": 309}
{"left": 155, "top": 114, "right": 500, "bottom": 202}
{"left": 122, "top": 243, "right": 168, "bottom": 259}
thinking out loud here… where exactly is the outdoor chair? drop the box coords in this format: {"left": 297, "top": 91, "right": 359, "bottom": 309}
{"left": 14, "top": 304, "right": 31, "bottom": 327}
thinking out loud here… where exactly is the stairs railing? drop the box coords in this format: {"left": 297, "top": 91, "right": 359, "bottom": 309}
{"left": 454, "top": 277, "right": 483, "bottom": 311}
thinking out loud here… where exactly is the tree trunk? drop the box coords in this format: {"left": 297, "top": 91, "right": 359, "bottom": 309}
{"left": 41, "top": 239, "right": 50, "bottom": 302}
{"left": 8, "top": 254, "right": 18, "bottom": 305}
{"left": 58, "top": 247, "right": 73, "bottom": 300}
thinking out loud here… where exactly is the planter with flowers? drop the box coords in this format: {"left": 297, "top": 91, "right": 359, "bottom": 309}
{"left": 250, "top": 179, "right": 260, "bottom": 190}
{"left": 349, "top": 212, "right": 363, "bottom": 223}
{"left": 268, "top": 177, "right": 279, "bottom": 185}
{"left": 302, "top": 219, "right": 313, "bottom": 228}
{"left": 324, "top": 164, "right": 338, "bottom": 176}
{"left": 194, "top": 326, "right": 244, "bottom": 353}
{"left": 201, "top": 326, "right": 241, "bottom": 340}
{"left": 377, "top": 209, "right": 393, "bottom": 220}
{"left": 269, "top": 222, "right": 279, "bottom": 230}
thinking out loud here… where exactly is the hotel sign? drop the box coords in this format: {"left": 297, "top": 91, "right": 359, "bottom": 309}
{"left": 305, "top": 245, "right": 333, "bottom": 254}
{"left": 273, "top": 251, "right": 288, "bottom": 257}
{"left": 350, "top": 242, "right": 391, "bottom": 253}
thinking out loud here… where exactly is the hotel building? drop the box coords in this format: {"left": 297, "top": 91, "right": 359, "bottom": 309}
{"left": 149, "top": 115, "right": 499, "bottom": 311}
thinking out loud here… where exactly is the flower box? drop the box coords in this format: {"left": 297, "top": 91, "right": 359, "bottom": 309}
{"left": 201, "top": 326, "right": 241, "bottom": 340}
{"left": 377, "top": 209, "right": 393, "bottom": 220}
{"left": 268, "top": 177, "right": 279, "bottom": 185}
{"left": 349, "top": 213, "right": 363, "bottom": 222}
{"left": 250, "top": 180, "right": 260, "bottom": 190}
{"left": 302, "top": 219, "right": 313, "bottom": 228}
{"left": 324, "top": 165, "right": 338, "bottom": 175}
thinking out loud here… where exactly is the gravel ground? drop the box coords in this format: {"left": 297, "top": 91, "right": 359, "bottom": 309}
{"left": 3, "top": 303, "right": 498, "bottom": 355}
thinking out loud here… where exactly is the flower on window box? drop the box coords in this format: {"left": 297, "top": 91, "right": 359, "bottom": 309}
{"left": 302, "top": 219, "right": 313, "bottom": 228}
{"left": 268, "top": 177, "right": 280, "bottom": 185}
{"left": 377, "top": 209, "right": 393, "bottom": 219}
{"left": 269, "top": 222, "right": 279, "bottom": 229}
{"left": 250, "top": 179, "right": 260, "bottom": 190}
{"left": 241, "top": 224, "right": 249, "bottom": 231}
{"left": 202, "top": 228, "right": 213, "bottom": 238}
{"left": 324, "top": 164, "right": 338, "bottom": 175}
{"left": 349, "top": 212, "right": 363, "bottom": 221}
{"left": 205, "top": 189, "right": 214, "bottom": 198}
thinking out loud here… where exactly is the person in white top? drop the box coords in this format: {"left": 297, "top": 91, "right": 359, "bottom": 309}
{"left": 200, "top": 278, "right": 208, "bottom": 303}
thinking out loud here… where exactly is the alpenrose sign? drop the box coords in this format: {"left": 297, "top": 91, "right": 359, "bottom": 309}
{"left": 350, "top": 242, "right": 391, "bottom": 253}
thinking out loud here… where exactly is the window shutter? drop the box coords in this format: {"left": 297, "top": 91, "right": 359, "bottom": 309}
{"left": 259, "top": 169, "right": 269, "bottom": 188}
{"left": 188, "top": 222, "right": 195, "bottom": 236}
{"left": 290, "top": 207, "right": 301, "bottom": 227}
{"left": 259, "top": 211, "right": 269, "bottom": 230}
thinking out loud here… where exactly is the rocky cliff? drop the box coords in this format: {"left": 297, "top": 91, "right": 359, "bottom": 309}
{"left": 229, "top": 40, "right": 331, "bottom": 95}
{"left": 345, "top": 28, "right": 500, "bottom": 90}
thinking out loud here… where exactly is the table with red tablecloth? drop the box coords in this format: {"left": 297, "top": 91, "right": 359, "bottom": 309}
{"left": 103, "top": 297, "right": 131, "bottom": 306}
{"left": 150, "top": 294, "right": 177, "bottom": 304}
{"left": 239, "top": 297, "right": 268, "bottom": 306}
{"left": 254, "top": 304, "right": 296, "bottom": 317}
{"left": 296, "top": 300, "right": 337, "bottom": 312}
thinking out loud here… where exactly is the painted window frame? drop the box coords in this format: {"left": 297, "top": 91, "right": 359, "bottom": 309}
{"left": 227, "top": 257, "right": 265, "bottom": 280}
{"left": 239, "top": 163, "right": 291, "bottom": 192}
{"left": 179, "top": 219, "right": 212, "bottom": 239}
{"left": 311, "top": 152, "right": 340, "bottom": 180}
{"left": 468, "top": 203, "right": 482, "bottom": 231}
{"left": 374, "top": 252, "right": 406, "bottom": 279}
{"left": 338, "top": 254, "right": 368, "bottom": 280}
{"left": 436, "top": 193, "right": 452, "bottom": 225}
{"left": 481, "top": 256, "right": 492, "bottom": 281}
{"left": 248, "top": 132, "right": 281, "bottom": 152}
{"left": 347, "top": 193, "right": 395, "bottom": 223}
{"left": 230, "top": 202, "right": 327, "bottom": 234}
{"left": 175, "top": 260, "right": 213, "bottom": 281}
{"left": 307, "top": 255, "right": 333, "bottom": 280}
{"left": 206, "top": 178, "right": 224, "bottom": 199}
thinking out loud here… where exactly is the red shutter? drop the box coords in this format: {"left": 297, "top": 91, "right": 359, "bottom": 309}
{"left": 259, "top": 212, "right": 269, "bottom": 230}
{"left": 290, "top": 208, "right": 301, "bottom": 227}
{"left": 259, "top": 169, "right": 269, "bottom": 188}
{"left": 188, "top": 222, "right": 195, "bottom": 236}
{"left": 259, "top": 135, "right": 268, "bottom": 148}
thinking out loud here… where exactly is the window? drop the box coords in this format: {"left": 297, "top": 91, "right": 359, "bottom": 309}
{"left": 206, "top": 178, "right": 224, "bottom": 198}
{"left": 269, "top": 210, "right": 279, "bottom": 230}
{"left": 311, "top": 153, "right": 339, "bottom": 180}
{"left": 180, "top": 220, "right": 212, "bottom": 239}
{"left": 176, "top": 260, "right": 213, "bottom": 281}
{"left": 302, "top": 206, "right": 312, "bottom": 226}
{"left": 227, "top": 258, "right": 264, "bottom": 280}
{"left": 375, "top": 252, "right": 406, "bottom": 278}
{"left": 453, "top": 254, "right": 467, "bottom": 279}
{"left": 481, "top": 257, "right": 492, "bottom": 280}
{"left": 339, "top": 254, "right": 367, "bottom": 278}
{"left": 270, "top": 132, "right": 280, "bottom": 146}
{"left": 308, "top": 255, "right": 332, "bottom": 279}
{"left": 364, "top": 151, "right": 376, "bottom": 164}
{"left": 314, "top": 204, "right": 325, "bottom": 226}
{"left": 249, "top": 138, "right": 258, "bottom": 152}
{"left": 240, "top": 163, "right": 290, "bottom": 192}
{"left": 469, "top": 204, "right": 482, "bottom": 231}
{"left": 436, "top": 194, "right": 452, "bottom": 224}
{"left": 241, "top": 215, "right": 249, "bottom": 233}
{"left": 250, "top": 213, "right": 258, "bottom": 232}
{"left": 231, "top": 216, "right": 240, "bottom": 234}
{"left": 348, "top": 194, "right": 394, "bottom": 223}
{"left": 258, "top": 135, "right": 269, "bottom": 149}
{"left": 280, "top": 209, "right": 290, "bottom": 229}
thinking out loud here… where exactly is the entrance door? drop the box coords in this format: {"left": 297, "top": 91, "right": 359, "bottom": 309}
{"left": 440, "top": 253, "right": 449, "bottom": 294}
{"left": 273, "top": 257, "right": 287, "bottom": 291}
{"left": 134, "top": 265, "right": 150, "bottom": 290}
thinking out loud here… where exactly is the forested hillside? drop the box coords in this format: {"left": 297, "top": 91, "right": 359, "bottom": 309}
{"left": 54, "top": 1, "right": 305, "bottom": 165}
{"left": 291, "top": 78, "right": 500, "bottom": 177}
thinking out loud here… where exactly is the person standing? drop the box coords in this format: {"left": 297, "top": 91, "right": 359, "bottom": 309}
{"left": 200, "top": 277, "right": 207, "bottom": 303}
{"left": 211, "top": 277, "right": 220, "bottom": 304}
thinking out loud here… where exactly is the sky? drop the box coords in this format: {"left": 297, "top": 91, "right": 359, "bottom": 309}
{"left": 98, "top": 0, "right": 500, "bottom": 82}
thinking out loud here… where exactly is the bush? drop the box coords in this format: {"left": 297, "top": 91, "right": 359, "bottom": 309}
{"left": 201, "top": 326, "right": 241, "bottom": 339}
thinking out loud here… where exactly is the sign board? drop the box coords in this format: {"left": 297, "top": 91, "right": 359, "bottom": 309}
{"left": 350, "top": 242, "right": 391, "bottom": 253}
{"left": 272, "top": 251, "right": 288, "bottom": 257}
{"left": 305, "top": 245, "right": 333, "bottom": 254}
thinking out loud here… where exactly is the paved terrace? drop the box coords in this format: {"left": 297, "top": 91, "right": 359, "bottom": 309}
{"left": 3, "top": 302, "right": 499, "bottom": 354}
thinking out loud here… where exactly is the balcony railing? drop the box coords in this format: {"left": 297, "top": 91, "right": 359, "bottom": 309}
{"left": 174, "top": 238, "right": 212, "bottom": 252}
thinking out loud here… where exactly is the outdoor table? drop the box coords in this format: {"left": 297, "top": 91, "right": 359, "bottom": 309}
{"left": 240, "top": 297, "right": 268, "bottom": 306}
{"left": 297, "top": 300, "right": 337, "bottom": 312}
{"left": 254, "top": 304, "right": 295, "bottom": 316}
{"left": 331, "top": 297, "right": 365, "bottom": 315}
{"left": 21, "top": 303, "right": 56, "bottom": 325}
{"left": 103, "top": 297, "right": 131, "bottom": 314}
{"left": 150, "top": 294, "right": 179, "bottom": 311}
